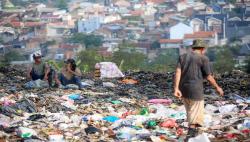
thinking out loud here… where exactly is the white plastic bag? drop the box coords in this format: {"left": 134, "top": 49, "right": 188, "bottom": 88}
{"left": 219, "top": 104, "right": 237, "bottom": 114}
{"left": 188, "top": 133, "right": 211, "bottom": 142}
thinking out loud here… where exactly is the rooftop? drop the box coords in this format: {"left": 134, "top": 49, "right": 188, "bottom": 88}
{"left": 184, "top": 31, "right": 216, "bottom": 39}
{"left": 159, "top": 39, "right": 183, "bottom": 44}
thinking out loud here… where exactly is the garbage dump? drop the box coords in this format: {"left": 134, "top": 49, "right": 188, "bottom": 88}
{"left": 0, "top": 66, "right": 249, "bottom": 141}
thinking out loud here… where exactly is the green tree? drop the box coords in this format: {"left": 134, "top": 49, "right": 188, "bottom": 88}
{"left": 68, "top": 33, "right": 103, "bottom": 48}
{"left": 213, "top": 48, "right": 236, "bottom": 73}
{"left": 55, "top": 0, "right": 68, "bottom": 10}
{"left": 206, "top": 47, "right": 216, "bottom": 62}
{"left": 77, "top": 49, "right": 106, "bottom": 73}
{"left": 145, "top": 50, "right": 178, "bottom": 72}
{"left": 0, "top": 37, "right": 3, "bottom": 44}
{"left": 227, "top": 0, "right": 236, "bottom": 4}
{"left": 246, "top": 58, "right": 250, "bottom": 74}
{"left": 151, "top": 41, "right": 160, "bottom": 49}
{"left": 3, "top": 50, "right": 25, "bottom": 63}
{"left": 201, "top": 0, "right": 210, "bottom": 4}
{"left": 112, "top": 51, "right": 146, "bottom": 71}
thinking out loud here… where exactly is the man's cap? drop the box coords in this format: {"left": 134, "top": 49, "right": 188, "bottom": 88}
{"left": 33, "top": 52, "right": 42, "bottom": 58}
{"left": 191, "top": 39, "right": 207, "bottom": 48}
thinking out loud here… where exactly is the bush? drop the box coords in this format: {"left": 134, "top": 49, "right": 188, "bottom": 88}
{"left": 246, "top": 58, "right": 250, "bottom": 74}
{"left": 112, "top": 51, "right": 146, "bottom": 71}
{"left": 213, "top": 47, "right": 236, "bottom": 73}
{"left": 144, "top": 50, "right": 178, "bottom": 73}
{"left": 77, "top": 49, "right": 108, "bottom": 73}
{"left": 68, "top": 33, "right": 103, "bottom": 48}
{"left": 3, "top": 51, "right": 25, "bottom": 63}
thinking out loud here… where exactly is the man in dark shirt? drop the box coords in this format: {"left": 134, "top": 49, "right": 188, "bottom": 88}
{"left": 174, "top": 39, "right": 224, "bottom": 139}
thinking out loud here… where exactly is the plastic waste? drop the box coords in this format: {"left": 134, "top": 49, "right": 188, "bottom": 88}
{"left": 243, "top": 119, "right": 250, "bottom": 128}
{"left": 150, "top": 136, "right": 163, "bottom": 142}
{"left": 204, "top": 114, "right": 213, "bottom": 127}
{"left": 97, "top": 62, "right": 125, "bottom": 78}
{"left": 176, "top": 128, "right": 184, "bottom": 136}
{"left": 0, "top": 97, "right": 16, "bottom": 106}
{"left": 149, "top": 104, "right": 177, "bottom": 119}
{"left": 169, "top": 112, "right": 186, "bottom": 120}
{"left": 24, "top": 81, "right": 36, "bottom": 89}
{"left": 188, "top": 133, "right": 211, "bottom": 142}
{"left": 140, "top": 108, "right": 149, "bottom": 116}
{"left": 219, "top": 104, "right": 237, "bottom": 114}
{"left": 147, "top": 120, "right": 157, "bottom": 128}
{"left": 81, "top": 82, "right": 91, "bottom": 87}
{"left": 71, "top": 114, "right": 81, "bottom": 126}
{"left": 205, "top": 104, "right": 218, "bottom": 113}
{"left": 24, "top": 80, "right": 49, "bottom": 89}
{"left": 83, "top": 114, "right": 103, "bottom": 121}
{"left": 161, "top": 119, "right": 177, "bottom": 128}
{"left": 17, "top": 127, "right": 37, "bottom": 138}
{"left": 225, "top": 133, "right": 236, "bottom": 139}
{"left": 85, "top": 126, "right": 101, "bottom": 134}
{"left": 103, "top": 82, "right": 116, "bottom": 88}
{"left": 241, "top": 129, "right": 250, "bottom": 135}
{"left": 27, "top": 114, "right": 45, "bottom": 121}
{"left": 0, "top": 114, "right": 11, "bottom": 127}
{"left": 49, "top": 134, "right": 65, "bottom": 142}
{"left": 61, "top": 101, "right": 77, "bottom": 110}
{"left": 59, "top": 123, "right": 69, "bottom": 130}
{"left": 233, "top": 94, "right": 247, "bottom": 103}
{"left": 121, "top": 79, "right": 138, "bottom": 84}
{"left": 68, "top": 93, "right": 81, "bottom": 100}
{"left": 111, "top": 100, "right": 122, "bottom": 104}
{"left": 65, "top": 84, "right": 79, "bottom": 89}
{"left": 103, "top": 116, "right": 120, "bottom": 123}
{"left": 148, "top": 99, "right": 172, "bottom": 105}
{"left": 117, "top": 132, "right": 132, "bottom": 140}
{"left": 117, "top": 127, "right": 137, "bottom": 140}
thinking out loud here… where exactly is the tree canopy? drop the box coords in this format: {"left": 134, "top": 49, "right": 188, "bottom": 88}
{"left": 55, "top": 0, "right": 68, "bottom": 10}
{"left": 68, "top": 33, "right": 103, "bottom": 48}
{"left": 213, "top": 47, "right": 236, "bottom": 73}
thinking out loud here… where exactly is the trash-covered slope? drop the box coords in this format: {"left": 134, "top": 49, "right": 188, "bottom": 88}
{"left": 0, "top": 66, "right": 249, "bottom": 142}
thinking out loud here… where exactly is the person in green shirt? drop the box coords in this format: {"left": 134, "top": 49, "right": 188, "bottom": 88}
{"left": 27, "top": 53, "right": 52, "bottom": 86}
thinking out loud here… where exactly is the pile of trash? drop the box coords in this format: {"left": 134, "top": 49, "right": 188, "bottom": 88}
{"left": 0, "top": 66, "right": 249, "bottom": 142}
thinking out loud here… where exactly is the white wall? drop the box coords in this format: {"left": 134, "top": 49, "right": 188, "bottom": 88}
{"left": 170, "top": 23, "right": 193, "bottom": 39}
{"left": 160, "top": 43, "right": 181, "bottom": 49}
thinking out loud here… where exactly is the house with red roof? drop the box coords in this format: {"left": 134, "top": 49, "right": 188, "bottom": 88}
{"left": 55, "top": 43, "right": 85, "bottom": 60}
{"left": 183, "top": 31, "right": 218, "bottom": 47}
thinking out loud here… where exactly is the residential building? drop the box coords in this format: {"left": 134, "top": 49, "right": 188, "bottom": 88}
{"left": 170, "top": 23, "right": 193, "bottom": 39}
{"left": 226, "top": 10, "right": 250, "bottom": 40}
{"left": 46, "top": 23, "right": 73, "bottom": 38}
{"left": 0, "top": 27, "right": 16, "bottom": 43}
{"left": 77, "top": 17, "right": 102, "bottom": 33}
{"left": 190, "top": 14, "right": 227, "bottom": 39}
{"left": 183, "top": 31, "right": 218, "bottom": 46}
{"left": 159, "top": 39, "right": 183, "bottom": 55}
{"left": 159, "top": 39, "right": 182, "bottom": 49}
{"left": 114, "top": 0, "right": 131, "bottom": 8}
{"left": 103, "top": 14, "right": 121, "bottom": 24}
{"left": 55, "top": 43, "right": 85, "bottom": 60}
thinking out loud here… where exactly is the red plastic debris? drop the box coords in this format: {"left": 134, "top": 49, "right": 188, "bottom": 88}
{"left": 160, "top": 119, "right": 177, "bottom": 128}
{"left": 176, "top": 128, "right": 184, "bottom": 136}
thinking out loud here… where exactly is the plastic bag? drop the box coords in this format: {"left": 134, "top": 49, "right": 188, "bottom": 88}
{"left": 17, "top": 127, "right": 37, "bottom": 138}
{"left": 103, "top": 116, "right": 120, "bottom": 123}
{"left": 219, "top": 104, "right": 237, "bottom": 114}
{"left": 188, "top": 133, "right": 211, "bottom": 142}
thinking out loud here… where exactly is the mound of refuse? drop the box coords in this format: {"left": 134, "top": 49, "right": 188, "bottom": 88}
{"left": 0, "top": 65, "right": 249, "bottom": 141}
